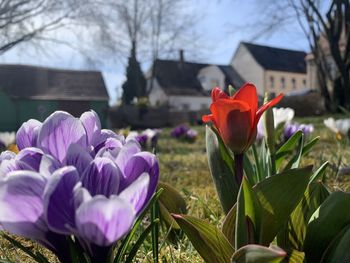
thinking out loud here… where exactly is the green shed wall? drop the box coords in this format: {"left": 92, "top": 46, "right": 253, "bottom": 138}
{"left": 0, "top": 93, "right": 109, "bottom": 131}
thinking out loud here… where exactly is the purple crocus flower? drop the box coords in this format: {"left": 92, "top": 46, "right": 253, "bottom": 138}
{"left": 284, "top": 122, "right": 314, "bottom": 141}
{"left": 171, "top": 124, "right": 189, "bottom": 138}
{"left": 185, "top": 129, "right": 198, "bottom": 142}
{"left": 0, "top": 110, "right": 159, "bottom": 262}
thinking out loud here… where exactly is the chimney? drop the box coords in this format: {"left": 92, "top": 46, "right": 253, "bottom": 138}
{"left": 179, "top": 49, "right": 184, "bottom": 63}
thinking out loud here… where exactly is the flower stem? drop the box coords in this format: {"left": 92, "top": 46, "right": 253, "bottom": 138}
{"left": 234, "top": 153, "right": 244, "bottom": 185}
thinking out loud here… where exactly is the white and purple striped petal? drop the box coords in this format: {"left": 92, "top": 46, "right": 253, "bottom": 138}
{"left": 75, "top": 196, "right": 135, "bottom": 246}
{"left": 16, "top": 119, "right": 42, "bottom": 150}
{"left": 80, "top": 110, "right": 101, "bottom": 145}
{"left": 64, "top": 144, "right": 93, "bottom": 175}
{"left": 81, "top": 157, "right": 121, "bottom": 197}
{"left": 0, "top": 171, "right": 47, "bottom": 239}
{"left": 44, "top": 167, "right": 80, "bottom": 234}
{"left": 37, "top": 111, "right": 88, "bottom": 162}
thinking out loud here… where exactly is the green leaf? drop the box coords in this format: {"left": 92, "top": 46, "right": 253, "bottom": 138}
{"left": 235, "top": 177, "right": 261, "bottom": 249}
{"left": 275, "top": 131, "right": 302, "bottom": 169}
{"left": 231, "top": 244, "right": 286, "bottom": 263}
{"left": 173, "top": 214, "right": 234, "bottom": 263}
{"left": 310, "top": 161, "right": 329, "bottom": 183}
{"left": 301, "top": 136, "right": 319, "bottom": 156}
{"left": 254, "top": 166, "right": 312, "bottom": 245}
{"left": 151, "top": 200, "right": 159, "bottom": 263}
{"left": 277, "top": 182, "right": 329, "bottom": 251}
{"left": 1, "top": 233, "right": 49, "bottom": 263}
{"left": 114, "top": 188, "right": 163, "bottom": 263}
{"left": 321, "top": 225, "right": 350, "bottom": 263}
{"left": 222, "top": 204, "right": 237, "bottom": 247}
{"left": 125, "top": 219, "right": 159, "bottom": 263}
{"left": 304, "top": 191, "right": 350, "bottom": 263}
{"left": 286, "top": 249, "right": 305, "bottom": 263}
{"left": 283, "top": 133, "right": 304, "bottom": 170}
{"left": 158, "top": 182, "right": 187, "bottom": 230}
{"left": 206, "top": 125, "right": 238, "bottom": 214}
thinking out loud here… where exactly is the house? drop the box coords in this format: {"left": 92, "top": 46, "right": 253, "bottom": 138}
{"left": 0, "top": 64, "right": 109, "bottom": 131}
{"left": 147, "top": 55, "right": 245, "bottom": 111}
{"left": 231, "top": 42, "right": 309, "bottom": 96}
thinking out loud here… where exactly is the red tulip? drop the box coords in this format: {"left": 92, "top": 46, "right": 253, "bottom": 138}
{"left": 203, "top": 83, "right": 283, "bottom": 154}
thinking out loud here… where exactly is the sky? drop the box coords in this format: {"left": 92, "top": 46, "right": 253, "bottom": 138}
{"left": 0, "top": 0, "right": 310, "bottom": 105}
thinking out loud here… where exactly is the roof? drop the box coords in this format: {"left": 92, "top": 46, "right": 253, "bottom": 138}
{"left": 0, "top": 64, "right": 109, "bottom": 101}
{"left": 152, "top": 59, "right": 245, "bottom": 95}
{"left": 241, "top": 42, "right": 307, "bottom": 73}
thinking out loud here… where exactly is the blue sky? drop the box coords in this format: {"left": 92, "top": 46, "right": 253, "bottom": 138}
{"left": 0, "top": 0, "right": 309, "bottom": 104}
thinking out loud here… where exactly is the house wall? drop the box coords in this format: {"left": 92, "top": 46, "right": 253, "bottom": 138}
{"left": 231, "top": 44, "right": 265, "bottom": 95}
{"left": 197, "top": 65, "right": 226, "bottom": 91}
{"left": 264, "top": 70, "right": 308, "bottom": 95}
{"left": 148, "top": 79, "right": 168, "bottom": 106}
{"left": 168, "top": 95, "right": 211, "bottom": 111}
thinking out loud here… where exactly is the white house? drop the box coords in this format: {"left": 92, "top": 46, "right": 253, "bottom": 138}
{"left": 147, "top": 56, "right": 245, "bottom": 111}
{"left": 231, "top": 42, "right": 309, "bottom": 96}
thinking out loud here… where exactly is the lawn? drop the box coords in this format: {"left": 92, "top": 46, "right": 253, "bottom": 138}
{"left": 1, "top": 115, "right": 350, "bottom": 262}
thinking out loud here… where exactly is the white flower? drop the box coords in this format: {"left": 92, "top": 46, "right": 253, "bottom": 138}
{"left": 0, "top": 132, "right": 16, "bottom": 147}
{"left": 324, "top": 117, "right": 350, "bottom": 135}
{"left": 257, "top": 107, "right": 295, "bottom": 140}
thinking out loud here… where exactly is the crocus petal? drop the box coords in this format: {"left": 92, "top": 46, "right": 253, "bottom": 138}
{"left": 0, "top": 171, "right": 47, "bottom": 239}
{"left": 44, "top": 167, "right": 80, "bottom": 234}
{"left": 16, "top": 147, "right": 44, "bottom": 171}
{"left": 80, "top": 110, "right": 101, "bottom": 144}
{"left": 115, "top": 140, "right": 141, "bottom": 173}
{"left": 37, "top": 111, "right": 88, "bottom": 162}
{"left": 64, "top": 144, "right": 93, "bottom": 175}
{"left": 232, "top": 83, "right": 258, "bottom": 124}
{"left": 81, "top": 157, "right": 121, "bottom": 197}
{"left": 0, "top": 151, "right": 16, "bottom": 162}
{"left": 39, "top": 154, "right": 61, "bottom": 177}
{"left": 16, "top": 119, "right": 42, "bottom": 150}
{"left": 119, "top": 173, "right": 150, "bottom": 215}
{"left": 0, "top": 159, "right": 33, "bottom": 176}
{"left": 76, "top": 196, "right": 135, "bottom": 246}
{"left": 256, "top": 93, "right": 284, "bottom": 124}
{"left": 210, "top": 99, "right": 252, "bottom": 153}
{"left": 121, "top": 152, "right": 159, "bottom": 203}
{"left": 211, "top": 87, "right": 229, "bottom": 101}
{"left": 91, "top": 129, "right": 124, "bottom": 154}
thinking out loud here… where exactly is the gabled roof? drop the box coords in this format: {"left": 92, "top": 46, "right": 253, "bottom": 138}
{"left": 152, "top": 59, "right": 245, "bottom": 95}
{"left": 241, "top": 42, "right": 307, "bottom": 73}
{"left": 0, "top": 64, "right": 109, "bottom": 101}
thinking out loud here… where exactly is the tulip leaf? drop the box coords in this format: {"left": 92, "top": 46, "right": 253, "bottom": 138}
{"left": 222, "top": 204, "right": 237, "bottom": 247}
{"left": 304, "top": 191, "right": 350, "bottom": 263}
{"left": 301, "top": 136, "right": 320, "bottom": 156}
{"left": 157, "top": 182, "right": 187, "bottom": 230}
{"left": 235, "top": 177, "right": 261, "bottom": 249}
{"left": 277, "top": 182, "right": 329, "bottom": 251}
{"left": 254, "top": 166, "right": 312, "bottom": 245}
{"left": 283, "top": 133, "right": 304, "bottom": 170}
{"left": 320, "top": 225, "right": 350, "bottom": 263}
{"left": 173, "top": 214, "right": 234, "bottom": 263}
{"left": 230, "top": 244, "right": 286, "bottom": 263}
{"left": 310, "top": 161, "right": 329, "bottom": 183}
{"left": 286, "top": 249, "right": 305, "bottom": 263}
{"left": 206, "top": 125, "right": 238, "bottom": 214}
{"left": 275, "top": 131, "right": 302, "bottom": 169}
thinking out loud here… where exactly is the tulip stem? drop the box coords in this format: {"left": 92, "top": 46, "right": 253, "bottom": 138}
{"left": 234, "top": 153, "right": 244, "bottom": 184}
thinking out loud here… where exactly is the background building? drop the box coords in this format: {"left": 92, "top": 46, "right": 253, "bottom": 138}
{"left": 0, "top": 64, "right": 109, "bottom": 131}
{"left": 231, "top": 42, "right": 309, "bottom": 96}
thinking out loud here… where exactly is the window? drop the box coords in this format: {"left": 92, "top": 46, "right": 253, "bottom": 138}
{"left": 303, "top": 79, "right": 307, "bottom": 88}
{"left": 291, "top": 78, "right": 296, "bottom": 89}
{"left": 270, "top": 76, "right": 274, "bottom": 89}
{"left": 201, "top": 103, "right": 208, "bottom": 110}
{"left": 281, "top": 77, "right": 285, "bottom": 89}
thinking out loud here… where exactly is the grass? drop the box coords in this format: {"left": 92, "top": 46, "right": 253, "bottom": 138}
{"left": 2, "top": 115, "right": 350, "bottom": 262}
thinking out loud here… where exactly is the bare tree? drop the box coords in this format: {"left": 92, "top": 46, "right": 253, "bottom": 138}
{"left": 238, "top": 0, "right": 350, "bottom": 111}
{"left": 0, "top": 0, "right": 83, "bottom": 55}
